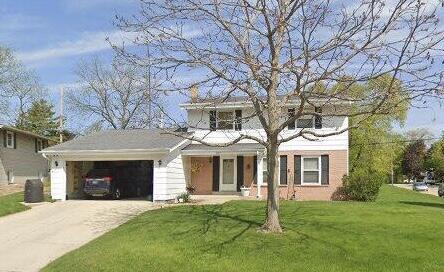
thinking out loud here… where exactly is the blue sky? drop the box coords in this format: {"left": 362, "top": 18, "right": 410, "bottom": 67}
{"left": 0, "top": 0, "right": 443, "bottom": 135}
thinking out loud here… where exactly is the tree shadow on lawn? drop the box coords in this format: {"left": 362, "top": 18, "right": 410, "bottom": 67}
{"left": 175, "top": 204, "right": 350, "bottom": 257}
{"left": 400, "top": 201, "right": 444, "bottom": 209}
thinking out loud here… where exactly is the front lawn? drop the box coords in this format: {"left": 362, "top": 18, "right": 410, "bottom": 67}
{"left": 0, "top": 192, "right": 29, "bottom": 217}
{"left": 44, "top": 185, "right": 444, "bottom": 272}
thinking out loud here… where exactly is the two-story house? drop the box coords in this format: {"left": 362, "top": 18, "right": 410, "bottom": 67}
{"left": 0, "top": 124, "right": 53, "bottom": 185}
{"left": 43, "top": 96, "right": 348, "bottom": 202}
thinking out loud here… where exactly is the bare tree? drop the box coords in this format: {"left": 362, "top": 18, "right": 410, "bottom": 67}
{"left": 68, "top": 56, "right": 162, "bottom": 130}
{"left": 115, "top": 0, "right": 444, "bottom": 232}
{"left": 0, "top": 46, "right": 45, "bottom": 124}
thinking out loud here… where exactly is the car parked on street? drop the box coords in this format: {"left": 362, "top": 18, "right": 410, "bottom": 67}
{"left": 413, "top": 182, "right": 429, "bottom": 192}
{"left": 438, "top": 183, "right": 444, "bottom": 197}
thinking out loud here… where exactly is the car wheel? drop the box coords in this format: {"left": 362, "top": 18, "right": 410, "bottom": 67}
{"left": 113, "top": 188, "right": 121, "bottom": 200}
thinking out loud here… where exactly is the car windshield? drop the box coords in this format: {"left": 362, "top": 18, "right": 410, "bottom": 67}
{"left": 415, "top": 182, "right": 426, "bottom": 186}
{"left": 87, "top": 169, "right": 111, "bottom": 178}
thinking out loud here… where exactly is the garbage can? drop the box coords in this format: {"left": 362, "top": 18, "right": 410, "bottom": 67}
{"left": 24, "top": 179, "right": 44, "bottom": 203}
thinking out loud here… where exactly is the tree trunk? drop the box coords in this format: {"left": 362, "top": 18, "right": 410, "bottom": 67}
{"left": 261, "top": 138, "right": 283, "bottom": 233}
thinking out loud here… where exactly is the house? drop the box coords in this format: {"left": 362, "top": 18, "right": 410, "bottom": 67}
{"left": 42, "top": 96, "right": 349, "bottom": 201}
{"left": 0, "top": 125, "right": 53, "bottom": 185}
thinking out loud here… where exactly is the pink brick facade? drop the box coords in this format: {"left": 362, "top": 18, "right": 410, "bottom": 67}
{"left": 188, "top": 150, "right": 348, "bottom": 201}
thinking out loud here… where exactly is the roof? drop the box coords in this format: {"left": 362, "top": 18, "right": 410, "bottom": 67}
{"left": 41, "top": 129, "right": 189, "bottom": 154}
{"left": 180, "top": 95, "right": 350, "bottom": 109}
{"left": 181, "top": 143, "right": 264, "bottom": 155}
{"left": 0, "top": 124, "right": 56, "bottom": 142}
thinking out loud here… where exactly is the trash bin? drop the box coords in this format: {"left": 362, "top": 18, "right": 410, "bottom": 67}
{"left": 24, "top": 179, "right": 44, "bottom": 203}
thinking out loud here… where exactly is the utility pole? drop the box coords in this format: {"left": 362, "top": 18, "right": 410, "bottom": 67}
{"left": 59, "top": 87, "right": 64, "bottom": 143}
{"left": 146, "top": 45, "right": 152, "bottom": 129}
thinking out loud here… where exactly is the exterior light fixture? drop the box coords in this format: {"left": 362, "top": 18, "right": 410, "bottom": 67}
{"left": 158, "top": 160, "right": 162, "bottom": 166}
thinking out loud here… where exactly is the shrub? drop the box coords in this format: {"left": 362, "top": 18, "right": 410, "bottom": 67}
{"left": 342, "top": 169, "right": 384, "bottom": 202}
{"left": 177, "top": 192, "right": 191, "bottom": 203}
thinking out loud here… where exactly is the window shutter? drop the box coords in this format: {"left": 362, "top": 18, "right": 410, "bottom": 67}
{"left": 315, "top": 107, "right": 322, "bottom": 129}
{"left": 288, "top": 108, "right": 295, "bottom": 130}
{"left": 280, "top": 155, "right": 287, "bottom": 185}
{"left": 35, "top": 138, "right": 38, "bottom": 153}
{"left": 236, "top": 156, "right": 244, "bottom": 191}
{"left": 294, "top": 155, "right": 301, "bottom": 185}
{"left": 253, "top": 155, "right": 258, "bottom": 184}
{"left": 235, "top": 110, "right": 242, "bottom": 131}
{"left": 321, "top": 155, "right": 329, "bottom": 185}
{"left": 13, "top": 133, "right": 17, "bottom": 149}
{"left": 209, "top": 110, "right": 217, "bottom": 131}
{"left": 212, "top": 156, "right": 220, "bottom": 191}
{"left": 2, "top": 131, "right": 6, "bottom": 148}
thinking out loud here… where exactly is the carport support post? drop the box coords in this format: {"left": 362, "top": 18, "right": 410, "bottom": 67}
{"left": 50, "top": 159, "right": 67, "bottom": 201}
{"left": 256, "top": 152, "right": 264, "bottom": 199}
{"left": 152, "top": 161, "right": 167, "bottom": 202}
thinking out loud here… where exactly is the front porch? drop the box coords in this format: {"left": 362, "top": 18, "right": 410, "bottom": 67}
{"left": 181, "top": 143, "right": 266, "bottom": 198}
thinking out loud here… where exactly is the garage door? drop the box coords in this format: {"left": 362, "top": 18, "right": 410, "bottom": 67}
{"left": 66, "top": 160, "right": 154, "bottom": 200}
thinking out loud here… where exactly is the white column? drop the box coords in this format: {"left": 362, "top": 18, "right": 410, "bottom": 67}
{"left": 50, "top": 159, "right": 67, "bottom": 201}
{"left": 256, "top": 151, "right": 264, "bottom": 199}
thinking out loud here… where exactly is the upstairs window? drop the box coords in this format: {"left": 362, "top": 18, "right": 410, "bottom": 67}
{"left": 36, "top": 139, "right": 43, "bottom": 152}
{"left": 297, "top": 117, "right": 314, "bottom": 129}
{"left": 217, "top": 111, "right": 234, "bottom": 130}
{"left": 288, "top": 108, "right": 296, "bottom": 130}
{"left": 6, "top": 131, "right": 14, "bottom": 149}
{"left": 209, "top": 110, "right": 243, "bottom": 131}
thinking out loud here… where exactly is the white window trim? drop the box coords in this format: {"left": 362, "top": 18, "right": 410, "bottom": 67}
{"left": 301, "top": 156, "right": 322, "bottom": 185}
{"left": 260, "top": 157, "right": 284, "bottom": 186}
{"left": 216, "top": 110, "right": 236, "bottom": 131}
{"left": 6, "top": 131, "right": 14, "bottom": 149}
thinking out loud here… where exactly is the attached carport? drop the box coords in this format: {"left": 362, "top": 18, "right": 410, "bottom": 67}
{"left": 41, "top": 129, "right": 190, "bottom": 202}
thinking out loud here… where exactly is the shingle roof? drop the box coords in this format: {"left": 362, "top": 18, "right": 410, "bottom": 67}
{"left": 42, "top": 129, "right": 189, "bottom": 153}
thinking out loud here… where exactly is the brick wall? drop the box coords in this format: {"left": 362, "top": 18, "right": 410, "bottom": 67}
{"left": 250, "top": 150, "right": 348, "bottom": 201}
{"left": 190, "top": 157, "right": 213, "bottom": 194}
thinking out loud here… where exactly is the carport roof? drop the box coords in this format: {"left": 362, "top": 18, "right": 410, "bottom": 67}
{"left": 41, "top": 129, "right": 190, "bottom": 154}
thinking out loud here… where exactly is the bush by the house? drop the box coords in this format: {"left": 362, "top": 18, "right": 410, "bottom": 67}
{"left": 177, "top": 192, "right": 191, "bottom": 203}
{"left": 341, "top": 169, "right": 384, "bottom": 202}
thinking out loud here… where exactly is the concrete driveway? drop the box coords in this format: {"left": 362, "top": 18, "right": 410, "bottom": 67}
{"left": 0, "top": 200, "right": 157, "bottom": 272}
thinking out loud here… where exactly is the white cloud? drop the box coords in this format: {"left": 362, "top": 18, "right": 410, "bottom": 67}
{"left": 16, "top": 30, "right": 137, "bottom": 64}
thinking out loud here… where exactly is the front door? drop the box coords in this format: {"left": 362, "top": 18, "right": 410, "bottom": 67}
{"left": 220, "top": 157, "right": 237, "bottom": 191}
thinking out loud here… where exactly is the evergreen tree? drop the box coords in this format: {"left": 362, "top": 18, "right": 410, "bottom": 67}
{"left": 16, "top": 99, "right": 59, "bottom": 139}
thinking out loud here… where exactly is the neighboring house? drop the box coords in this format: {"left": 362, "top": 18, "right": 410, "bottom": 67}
{"left": 0, "top": 125, "right": 53, "bottom": 185}
{"left": 42, "top": 96, "right": 349, "bottom": 202}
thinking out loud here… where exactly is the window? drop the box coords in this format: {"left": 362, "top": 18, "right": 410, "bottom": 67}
{"left": 217, "top": 111, "right": 234, "bottom": 130}
{"left": 288, "top": 108, "right": 296, "bottom": 130}
{"left": 297, "top": 117, "right": 314, "bottom": 129}
{"left": 262, "top": 158, "right": 268, "bottom": 184}
{"left": 6, "top": 131, "right": 14, "bottom": 148}
{"left": 37, "top": 139, "right": 43, "bottom": 152}
{"left": 302, "top": 157, "right": 321, "bottom": 184}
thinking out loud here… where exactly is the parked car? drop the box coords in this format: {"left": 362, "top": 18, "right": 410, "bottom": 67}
{"left": 413, "top": 182, "right": 429, "bottom": 192}
{"left": 83, "top": 166, "right": 152, "bottom": 199}
{"left": 83, "top": 169, "right": 121, "bottom": 199}
{"left": 438, "top": 183, "right": 444, "bottom": 197}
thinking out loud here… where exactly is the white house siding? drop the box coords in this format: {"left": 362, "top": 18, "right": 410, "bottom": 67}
{"left": 0, "top": 131, "right": 49, "bottom": 185}
{"left": 187, "top": 107, "right": 349, "bottom": 151}
{"left": 50, "top": 160, "right": 67, "bottom": 201}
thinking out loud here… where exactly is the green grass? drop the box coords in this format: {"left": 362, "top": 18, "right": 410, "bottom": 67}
{"left": 0, "top": 192, "right": 29, "bottom": 217}
{"left": 44, "top": 185, "right": 444, "bottom": 272}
